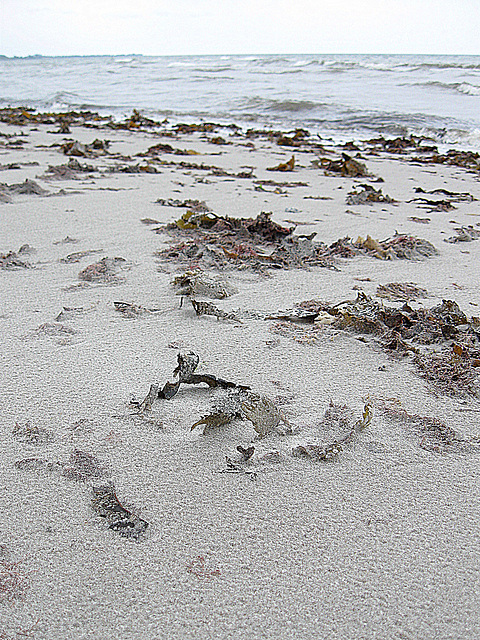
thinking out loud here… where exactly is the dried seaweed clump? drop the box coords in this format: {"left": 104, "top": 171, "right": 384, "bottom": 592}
{"left": 172, "top": 270, "right": 237, "bottom": 298}
{"left": 12, "top": 422, "right": 55, "bottom": 444}
{"left": 78, "top": 256, "right": 128, "bottom": 283}
{"left": 191, "top": 388, "right": 249, "bottom": 435}
{"left": 132, "top": 351, "right": 250, "bottom": 412}
{"left": 329, "top": 294, "right": 480, "bottom": 397}
{"left": 346, "top": 184, "right": 396, "bottom": 205}
{"left": 412, "top": 149, "right": 480, "bottom": 172}
{"left": 242, "top": 394, "right": 293, "bottom": 437}
{"left": 354, "top": 233, "right": 438, "bottom": 260}
{"left": 445, "top": 225, "right": 480, "bottom": 244}
{"left": 91, "top": 484, "right": 148, "bottom": 539}
{"left": 374, "top": 397, "right": 480, "bottom": 453}
{"left": 414, "top": 351, "right": 479, "bottom": 398}
{"left": 155, "top": 210, "right": 337, "bottom": 271}
{"left": 315, "top": 153, "right": 370, "bottom": 177}
{"left": 0, "top": 245, "right": 34, "bottom": 270}
{"left": 292, "top": 401, "right": 372, "bottom": 461}
{"left": 376, "top": 282, "right": 429, "bottom": 302}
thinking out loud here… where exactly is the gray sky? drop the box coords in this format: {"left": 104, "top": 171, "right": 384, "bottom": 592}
{"left": 2, "top": 0, "right": 479, "bottom": 57}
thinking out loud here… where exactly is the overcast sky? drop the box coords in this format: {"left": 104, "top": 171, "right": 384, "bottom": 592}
{"left": 1, "top": 0, "right": 479, "bottom": 57}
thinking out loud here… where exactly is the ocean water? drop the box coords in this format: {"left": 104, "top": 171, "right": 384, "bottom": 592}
{"left": 1, "top": 53, "right": 480, "bottom": 150}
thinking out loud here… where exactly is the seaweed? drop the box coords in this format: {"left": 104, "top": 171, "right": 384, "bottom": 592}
{"left": 314, "top": 153, "right": 370, "bottom": 177}
{"left": 134, "top": 351, "right": 250, "bottom": 408}
{"left": 267, "top": 156, "right": 295, "bottom": 172}
{"left": 78, "top": 256, "right": 128, "bottom": 283}
{"left": 292, "top": 401, "right": 372, "bottom": 461}
{"left": 411, "top": 149, "right": 480, "bottom": 172}
{"left": 445, "top": 225, "right": 480, "bottom": 243}
{"left": 322, "top": 294, "right": 480, "bottom": 396}
{"left": 0, "top": 246, "right": 34, "bottom": 270}
{"left": 12, "top": 422, "right": 54, "bottom": 444}
{"left": 190, "top": 299, "right": 240, "bottom": 322}
{"left": 155, "top": 197, "right": 210, "bottom": 211}
{"left": 0, "top": 179, "right": 48, "bottom": 199}
{"left": 375, "top": 397, "right": 480, "bottom": 453}
{"left": 376, "top": 282, "right": 429, "bottom": 302}
{"left": 91, "top": 484, "right": 148, "bottom": 539}
{"left": 61, "top": 450, "right": 109, "bottom": 482}
{"left": 172, "top": 270, "right": 237, "bottom": 298}
{"left": 346, "top": 184, "right": 396, "bottom": 205}
{"left": 241, "top": 394, "right": 293, "bottom": 437}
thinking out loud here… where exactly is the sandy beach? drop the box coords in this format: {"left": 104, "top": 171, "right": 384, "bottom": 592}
{"left": 1, "top": 110, "right": 480, "bottom": 640}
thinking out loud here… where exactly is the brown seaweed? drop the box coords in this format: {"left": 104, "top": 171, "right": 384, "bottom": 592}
{"left": 346, "top": 184, "right": 396, "bottom": 205}
{"left": 267, "top": 155, "right": 295, "bottom": 172}
{"left": 91, "top": 484, "right": 148, "bottom": 539}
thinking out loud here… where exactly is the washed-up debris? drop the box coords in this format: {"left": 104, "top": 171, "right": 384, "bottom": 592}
{"left": 12, "top": 422, "right": 55, "bottom": 444}
{"left": 61, "top": 450, "right": 109, "bottom": 482}
{"left": 292, "top": 401, "right": 372, "bottom": 461}
{"left": 155, "top": 198, "right": 210, "bottom": 211}
{"left": 267, "top": 155, "right": 295, "bottom": 172}
{"left": 60, "top": 249, "right": 103, "bottom": 263}
{"left": 0, "top": 106, "right": 113, "bottom": 128}
{"left": 374, "top": 397, "right": 480, "bottom": 453}
{"left": 413, "top": 187, "right": 476, "bottom": 202}
{"left": 241, "top": 394, "right": 293, "bottom": 437}
{"left": 61, "top": 139, "right": 110, "bottom": 157}
{"left": 78, "top": 256, "right": 128, "bottom": 283}
{"left": 364, "top": 135, "right": 437, "bottom": 154}
{"left": 154, "top": 211, "right": 337, "bottom": 271}
{"left": 408, "top": 216, "right": 431, "bottom": 224}
{"left": 412, "top": 149, "right": 480, "bottom": 172}
{"left": 91, "top": 484, "right": 148, "bottom": 539}
{"left": 138, "top": 142, "right": 198, "bottom": 156}
{"left": 113, "top": 301, "right": 157, "bottom": 317}
{"left": 409, "top": 197, "right": 456, "bottom": 212}
{"left": 218, "top": 457, "right": 258, "bottom": 479}
{"left": 132, "top": 351, "right": 250, "bottom": 410}
{"left": 414, "top": 350, "right": 479, "bottom": 397}
{"left": 376, "top": 282, "right": 429, "bottom": 302}
{"left": 354, "top": 233, "right": 438, "bottom": 260}
{"left": 314, "top": 153, "right": 370, "bottom": 177}
{"left": 172, "top": 270, "right": 237, "bottom": 299}
{"left": 346, "top": 184, "right": 396, "bottom": 205}
{"left": 107, "top": 162, "right": 158, "bottom": 174}
{"left": 254, "top": 179, "right": 308, "bottom": 188}
{"left": 325, "top": 294, "right": 480, "bottom": 397}
{"left": 190, "top": 388, "right": 250, "bottom": 435}
{"left": 107, "top": 109, "right": 161, "bottom": 131}
{"left": 265, "top": 308, "right": 322, "bottom": 324}
{"left": 445, "top": 225, "right": 480, "bottom": 243}
{"left": 191, "top": 412, "right": 233, "bottom": 435}
{"left": 43, "top": 158, "right": 96, "bottom": 179}
{"left": 191, "top": 299, "right": 240, "bottom": 322}
{"left": 0, "top": 245, "right": 34, "bottom": 269}
{"left": 237, "top": 444, "right": 255, "bottom": 461}
{"left": 0, "top": 179, "right": 48, "bottom": 198}
{"left": 53, "top": 236, "right": 79, "bottom": 245}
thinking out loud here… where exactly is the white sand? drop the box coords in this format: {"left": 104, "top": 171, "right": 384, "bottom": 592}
{"left": 1, "top": 120, "right": 480, "bottom": 639}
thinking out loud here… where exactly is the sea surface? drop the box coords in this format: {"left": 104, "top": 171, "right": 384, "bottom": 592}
{"left": 2, "top": 53, "right": 480, "bottom": 150}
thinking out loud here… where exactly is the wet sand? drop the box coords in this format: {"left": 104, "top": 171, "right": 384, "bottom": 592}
{"left": 1, "top": 114, "right": 480, "bottom": 640}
